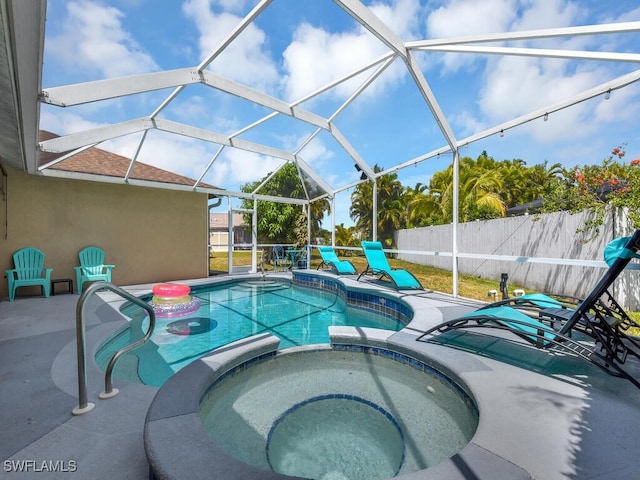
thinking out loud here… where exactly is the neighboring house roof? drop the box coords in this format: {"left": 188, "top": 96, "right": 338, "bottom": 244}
{"left": 37, "top": 130, "right": 218, "bottom": 189}
{"left": 506, "top": 198, "right": 543, "bottom": 217}
{"left": 210, "top": 213, "right": 248, "bottom": 230}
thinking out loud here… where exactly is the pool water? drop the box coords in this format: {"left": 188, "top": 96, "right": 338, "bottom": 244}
{"left": 267, "top": 395, "right": 405, "bottom": 479}
{"left": 199, "top": 348, "right": 478, "bottom": 479}
{"left": 96, "top": 280, "right": 405, "bottom": 386}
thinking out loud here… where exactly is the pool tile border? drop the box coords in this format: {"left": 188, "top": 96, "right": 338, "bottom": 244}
{"left": 293, "top": 271, "right": 413, "bottom": 324}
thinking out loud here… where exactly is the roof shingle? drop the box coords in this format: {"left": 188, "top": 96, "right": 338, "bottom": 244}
{"left": 38, "top": 130, "right": 217, "bottom": 189}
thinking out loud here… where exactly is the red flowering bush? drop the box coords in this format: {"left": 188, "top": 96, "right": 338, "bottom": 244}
{"left": 612, "top": 147, "right": 625, "bottom": 158}
{"left": 542, "top": 144, "right": 640, "bottom": 240}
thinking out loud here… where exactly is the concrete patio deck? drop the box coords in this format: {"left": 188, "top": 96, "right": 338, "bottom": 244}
{"left": 1, "top": 274, "right": 639, "bottom": 479}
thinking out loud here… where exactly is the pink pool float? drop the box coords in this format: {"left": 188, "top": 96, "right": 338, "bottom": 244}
{"left": 150, "top": 283, "right": 201, "bottom": 318}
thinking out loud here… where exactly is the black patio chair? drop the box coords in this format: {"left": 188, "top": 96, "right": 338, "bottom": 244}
{"left": 417, "top": 230, "right": 640, "bottom": 389}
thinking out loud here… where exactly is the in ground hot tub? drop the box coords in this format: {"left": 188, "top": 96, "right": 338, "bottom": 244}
{"left": 145, "top": 333, "right": 478, "bottom": 480}
{"left": 265, "top": 394, "right": 405, "bottom": 479}
{"left": 199, "top": 348, "right": 477, "bottom": 479}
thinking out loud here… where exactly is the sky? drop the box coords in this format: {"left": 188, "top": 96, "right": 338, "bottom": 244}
{"left": 40, "top": 0, "right": 640, "bottom": 228}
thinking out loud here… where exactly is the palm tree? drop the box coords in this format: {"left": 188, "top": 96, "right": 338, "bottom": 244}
{"left": 308, "top": 197, "right": 331, "bottom": 241}
{"left": 350, "top": 165, "right": 406, "bottom": 247}
{"left": 412, "top": 155, "right": 506, "bottom": 224}
{"left": 335, "top": 223, "right": 358, "bottom": 250}
{"left": 350, "top": 174, "right": 374, "bottom": 238}
{"left": 523, "top": 161, "right": 563, "bottom": 203}
{"left": 407, "top": 181, "right": 445, "bottom": 226}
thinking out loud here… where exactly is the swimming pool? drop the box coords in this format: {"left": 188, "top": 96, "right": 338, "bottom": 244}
{"left": 96, "top": 279, "right": 407, "bottom": 386}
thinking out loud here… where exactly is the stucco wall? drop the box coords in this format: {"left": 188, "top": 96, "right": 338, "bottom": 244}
{"left": 0, "top": 165, "right": 209, "bottom": 298}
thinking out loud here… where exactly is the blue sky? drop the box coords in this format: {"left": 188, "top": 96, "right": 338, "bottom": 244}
{"left": 40, "top": 0, "right": 640, "bottom": 228}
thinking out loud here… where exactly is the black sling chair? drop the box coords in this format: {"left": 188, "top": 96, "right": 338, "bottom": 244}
{"left": 417, "top": 230, "right": 640, "bottom": 389}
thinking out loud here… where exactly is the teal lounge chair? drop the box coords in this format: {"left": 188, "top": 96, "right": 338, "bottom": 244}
{"left": 317, "top": 246, "right": 357, "bottom": 274}
{"left": 418, "top": 230, "right": 640, "bottom": 389}
{"left": 358, "top": 241, "right": 423, "bottom": 290}
{"left": 6, "top": 247, "right": 53, "bottom": 301}
{"left": 75, "top": 246, "right": 115, "bottom": 294}
{"left": 456, "top": 306, "right": 557, "bottom": 347}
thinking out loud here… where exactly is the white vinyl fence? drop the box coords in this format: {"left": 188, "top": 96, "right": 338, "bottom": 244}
{"left": 395, "top": 208, "right": 639, "bottom": 310}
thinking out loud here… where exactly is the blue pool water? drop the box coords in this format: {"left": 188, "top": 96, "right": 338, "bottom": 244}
{"left": 96, "top": 280, "right": 405, "bottom": 386}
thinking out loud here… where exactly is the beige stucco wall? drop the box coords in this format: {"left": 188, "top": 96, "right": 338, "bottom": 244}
{"left": 0, "top": 165, "right": 209, "bottom": 298}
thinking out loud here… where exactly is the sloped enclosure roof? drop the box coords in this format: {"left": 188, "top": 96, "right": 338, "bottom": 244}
{"left": 1, "top": 1, "right": 640, "bottom": 209}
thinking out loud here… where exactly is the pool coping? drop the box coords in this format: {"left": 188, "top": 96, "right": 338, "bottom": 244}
{"left": 102, "top": 271, "right": 640, "bottom": 480}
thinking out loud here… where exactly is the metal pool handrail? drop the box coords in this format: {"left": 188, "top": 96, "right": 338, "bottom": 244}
{"left": 72, "top": 281, "right": 156, "bottom": 415}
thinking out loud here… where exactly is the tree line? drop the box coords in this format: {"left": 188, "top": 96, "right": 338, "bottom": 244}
{"left": 241, "top": 146, "right": 640, "bottom": 248}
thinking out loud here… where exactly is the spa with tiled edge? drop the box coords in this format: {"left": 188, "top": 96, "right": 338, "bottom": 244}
{"left": 144, "top": 331, "right": 490, "bottom": 480}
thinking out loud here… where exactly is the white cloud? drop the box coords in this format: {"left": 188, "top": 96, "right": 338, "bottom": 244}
{"left": 281, "top": 0, "right": 421, "bottom": 102}
{"left": 438, "top": 0, "right": 638, "bottom": 144}
{"left": 270, "top": 133, "right": 334, "bottom": 168}
{"left": 368, "top": 0, "right": 421, "bottom": 39}
{"left": 98, "top": 133, "right": 212, "bottom": 182}
{"left": 39, "top": 109, "right": 107, "bottom": 135}
{"left": 298, "top": 137, "right": 334, "bottom": 166}
{"left": 593, "top": 83, "right": 640, "bottom": 124}
{"left": 283, "top": 23, "right": 378, "bottom": 101}
{"left": 182, "top": 0, "right": 279, "bottom": 92}
{"left": 510, "top": 0, "right": 580, "bottom": 32}
{"left": 164, "top": 94, "right": 242, "bottom": 134}
{"left": 617, "top": 6, "right": 640, "bottom": 22}
{"left": 477, "top": 55, "right": 604, "bottom": 142}
{"left": 39, "top": 106, "right": 288, "bottom": 187}
{"left": 480, "top": 56, "right": 592, "bottom": 120}
{"left": 424, "top": 0, "right": 583, "bottom": 73}
{"left": 214, "top": 0, "right": 253, "bottom": 15}
{"left": 39, "top": 110, "right": 213, "bottom": 182}
{"left": 45, "top": 1, "right": 158, "bottom": 78}
{"left": 451, "top": 110, "right": 486, "bottom": 138}
{"left": 425, "top": 0, "right": 517, "bottom": 73}
{"left": 282, "top": 26, "right": 402, "bottom": 102}
{"left": 427, "top": 0, "right": 516, "bottom": 38}
{"left": 207, "top": 149, "right": 283, "bottom": 188}
{"left": 40, "top": 98, "right": 315, "bottom": 189}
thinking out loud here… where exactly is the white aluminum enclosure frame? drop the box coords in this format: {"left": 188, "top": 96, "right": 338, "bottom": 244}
{"left": 2, "top": 2, "right": 639, "bottom": 295}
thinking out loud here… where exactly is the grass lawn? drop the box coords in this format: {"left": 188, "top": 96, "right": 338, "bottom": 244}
{"left": 211, "top": 249, "right": 640, "bottom": 336}
{"left": 211, "top": 250, "right": 528, "bottom": 301}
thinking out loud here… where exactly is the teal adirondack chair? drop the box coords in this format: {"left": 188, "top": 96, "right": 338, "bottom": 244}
{"left": 74, "top": 246, "right": 115, "bottom": 294}
{"left": 6, "top": 247, "right": 53, "bottom": 301}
